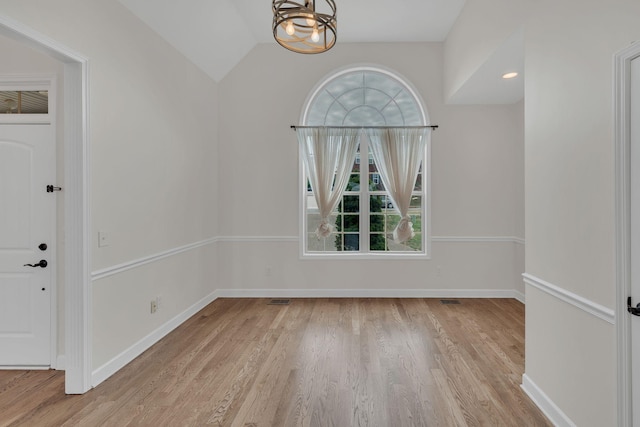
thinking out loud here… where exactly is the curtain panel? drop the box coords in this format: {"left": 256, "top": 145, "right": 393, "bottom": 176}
{"left": 297, "top": 127, "right": 360, "bottom": 238}
{"left": 366, "top": 128, "right": 430, "bottom": 243}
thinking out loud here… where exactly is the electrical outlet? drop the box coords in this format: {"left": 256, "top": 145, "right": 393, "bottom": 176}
{"left": 150, "top": 299, "right": 158, "bottom": 314}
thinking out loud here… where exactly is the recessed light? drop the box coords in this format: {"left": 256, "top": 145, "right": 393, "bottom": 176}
{"left": 502, "top": 72, "right": 519, "bottom": 79}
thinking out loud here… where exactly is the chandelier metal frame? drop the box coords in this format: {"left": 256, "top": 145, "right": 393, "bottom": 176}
{"left": 272, "top": 0, "right": 337, "bottom": 54}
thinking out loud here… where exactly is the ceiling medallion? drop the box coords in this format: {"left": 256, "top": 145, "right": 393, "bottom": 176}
{"left": 272, "top": 0, "right": 337, "bottom": 54}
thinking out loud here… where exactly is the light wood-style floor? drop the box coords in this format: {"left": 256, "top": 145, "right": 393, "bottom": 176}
{"left": 0, "top": 298, "right": 551, "bottom": 426}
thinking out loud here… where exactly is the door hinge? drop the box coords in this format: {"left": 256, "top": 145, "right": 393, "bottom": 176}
{"left": 46, "top": 185, "right": 62, "bottom": 193}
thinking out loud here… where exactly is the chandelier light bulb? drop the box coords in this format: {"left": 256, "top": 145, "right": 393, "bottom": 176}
{"left": 311, "top": 27, "right": 320, "bottom": 42}
{"left": 305, "top": 1, "right": 315, "bottom": 26}
{"left": 306, "top": 15, "right": 316, "bottom": 26}
{"left": 285, "top": 21, "right": 295, "bottom": 35}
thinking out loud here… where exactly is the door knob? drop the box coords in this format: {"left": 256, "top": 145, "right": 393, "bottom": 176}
{"left": 24, "top": 260, "right": 48, "bottom": 268}
{"left": 628, "top": 297, "right": 640, "bottom": 316}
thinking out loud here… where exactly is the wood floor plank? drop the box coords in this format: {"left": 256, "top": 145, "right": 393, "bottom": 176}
{"left": 0, "top": 298, "right": 551, "bottom": 427}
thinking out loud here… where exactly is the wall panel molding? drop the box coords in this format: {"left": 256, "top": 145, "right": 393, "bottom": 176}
{"left": 433, "top": 235, "right": 525, "bottom": 244}
{"left": 522, "top": 273, "right": 615, "bottom": 324}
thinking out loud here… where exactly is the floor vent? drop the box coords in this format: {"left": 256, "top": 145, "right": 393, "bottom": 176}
{"left": 268, "top": 299, "right": 291, "bottom": 305}
{"left": 440, "top": 299, "right": 461, "bottom": 305}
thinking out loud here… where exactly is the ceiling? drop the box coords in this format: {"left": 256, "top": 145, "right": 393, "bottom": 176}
{"left": 118, "top": 0, "right": 523, "bottom": 104}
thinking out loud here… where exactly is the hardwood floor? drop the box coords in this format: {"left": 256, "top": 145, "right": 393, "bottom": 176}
{"left": 0, "top": 298, "right": 551, "bottom": 426}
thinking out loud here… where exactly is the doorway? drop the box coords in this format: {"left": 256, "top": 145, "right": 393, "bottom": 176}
{"left": 615, "top": 40, "right": 640, "bottom": 427}
{"left": 0, "top": 16, "right": 90, "bottom": 393}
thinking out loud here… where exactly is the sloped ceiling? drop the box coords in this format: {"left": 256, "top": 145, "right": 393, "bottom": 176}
{"left": 118, "top": 0, "right": 523, "bottom": 104}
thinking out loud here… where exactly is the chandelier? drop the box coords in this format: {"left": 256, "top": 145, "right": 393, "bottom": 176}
{"left": 272, "top": 0, "right": 337, "bottom": 54}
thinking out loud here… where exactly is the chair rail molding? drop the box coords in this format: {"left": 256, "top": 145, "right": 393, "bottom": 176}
{"left": 522, "top": 273, "right": 614, "bottom": 324}
{"left": 91, "top": 237, "right": 217, "bottom": 281}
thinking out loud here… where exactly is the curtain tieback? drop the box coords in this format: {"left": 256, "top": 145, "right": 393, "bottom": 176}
{"left": 316, "top": 218, "right": 335, "bottom": 239}
{"left": 393, "top": 215, "right": 415, "bottom": 244}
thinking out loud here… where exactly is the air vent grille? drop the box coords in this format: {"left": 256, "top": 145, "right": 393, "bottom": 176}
{"left": 268, "top": 299, "right": 291, "bottom": 305}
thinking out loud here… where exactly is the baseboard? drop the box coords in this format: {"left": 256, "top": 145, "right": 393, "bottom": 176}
{"left": 91, "top": 290, "right": 219, "bottom": 387}
{"left": 521, "top": 374, "right": 576, "bottom": 427}
{"left": 0, "top": 365, "right": 50, "bottom": 370}
{"left": 215, "top": 288, "right": 524, "bottom": 299}
{"left": 513, "top": 290, "right": 525, "bottom": 304}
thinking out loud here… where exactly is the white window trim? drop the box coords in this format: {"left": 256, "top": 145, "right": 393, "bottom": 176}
{"left": 298, "top": 65, "right": 432, "bottom": 260}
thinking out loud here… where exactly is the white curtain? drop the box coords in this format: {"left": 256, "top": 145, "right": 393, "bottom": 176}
{"left": 298, "top": 127, "right": 360, "bottom": 238}
{"left": 366, "top": 128, "right": 430, "bottom": 243}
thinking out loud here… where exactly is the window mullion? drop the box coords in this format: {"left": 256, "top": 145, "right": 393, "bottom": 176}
{"left": 360, "top": 136, "right": 369, "bottom": 253}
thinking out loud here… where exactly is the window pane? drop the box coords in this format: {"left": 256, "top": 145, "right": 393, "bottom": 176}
{"left": 387, "top": 233, "right": 422, "bottom": 252}
{"left": 343, "top": 215, "right": 359, "bottom": 232}
{"left": 307, "top": 212, "right": 321, "bottom": 233}
{"left": 410, "top": 195, "right": 421, "bottom": 208}
{"left": 307, "top": 233, "right": 339, "bottom": 252}
{"left": 346, "top": 174, "right": 360, "bottom": 190}
{"left": 369, "top": 213, "right": 384, "bottom": 231}
{"left": 370, "top": 234, "right": 387, "bottom": 251}
{"left": 342, "top": 234, "right": 359, "bottom": 251}
{"left": 414, "top": 173, "right": 422, "bottom": 191}
{"left": 369, "top": 173, "right": 384, "bottom": 191}
{"left": 370, "top": 195, "right": 385, "bottom": 213}
{"left": 1, "top": 91, "right": 48, "bottom": 114}
{"left": 342, "top": 195, "right": 359, "bottom": 213}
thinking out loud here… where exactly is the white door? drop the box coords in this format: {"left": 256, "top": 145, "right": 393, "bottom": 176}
{"left": 630, "top": 55, "right": 640, "bottom": 426}
{"left": 0, "top": 123, "right": 55, "bottom": 367}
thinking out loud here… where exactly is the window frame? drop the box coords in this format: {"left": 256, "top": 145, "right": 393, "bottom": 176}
{"left": 298, "top": 65, "right": 431, "bottom": 260}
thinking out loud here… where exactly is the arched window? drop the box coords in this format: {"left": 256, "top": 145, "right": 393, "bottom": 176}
{"left": 300, "top": 66, "right": 431, "bottom": 258}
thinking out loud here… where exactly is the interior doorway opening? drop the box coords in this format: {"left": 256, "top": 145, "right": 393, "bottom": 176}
{"left": 0, "top": 15, "right": 91, "bottom": 394}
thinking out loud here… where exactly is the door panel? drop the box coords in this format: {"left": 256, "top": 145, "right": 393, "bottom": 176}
{"left": 0, "top": 142, "right": 32, "bottom": 248}
{"left": 0, "top": 124, "right": 54, "bottom": 366}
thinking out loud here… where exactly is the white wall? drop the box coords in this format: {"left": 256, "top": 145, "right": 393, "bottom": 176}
{"left": 218, "top": 42, "right": 525, "bottom": 297}
{"left": 524, "top": 1, "right": 640, "bottom": 425}
{"left": 0, "top": 1, "right": 220, "bottom": 373}
{"left": 443, "top": 0, "right": 527, "bottom": 102}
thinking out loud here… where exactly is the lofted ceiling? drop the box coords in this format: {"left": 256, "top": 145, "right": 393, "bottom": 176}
{"left": 118, "top": 0, "right": 523, "bottom": 104}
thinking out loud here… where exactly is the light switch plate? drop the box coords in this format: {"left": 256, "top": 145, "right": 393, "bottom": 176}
{"left": 98, "top": 231, "right": 110, "bottom": 247}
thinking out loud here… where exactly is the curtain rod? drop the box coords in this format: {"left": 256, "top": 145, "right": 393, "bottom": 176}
{"left": 290, "top": 125, "right": 438, "bottom": 130}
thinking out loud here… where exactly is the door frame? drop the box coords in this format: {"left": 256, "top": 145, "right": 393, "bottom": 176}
{"left": 615, "top": 40, "right": 640, "bottom": 427}
{"left": 0, "top": 75, "right": 57, "bottom": 368}
{"left": 0, "top": 15, "right": 91, "bottom": 393}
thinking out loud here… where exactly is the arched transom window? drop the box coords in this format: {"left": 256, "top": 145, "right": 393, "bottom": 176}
{"left": 304, "top": 67, "right": 427, "bottom": 127}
